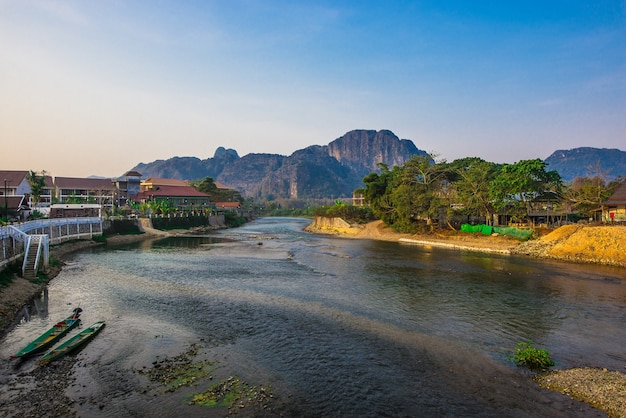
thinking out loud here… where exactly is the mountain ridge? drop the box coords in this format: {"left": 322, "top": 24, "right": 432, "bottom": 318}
{"left": 131, "top": 129, "right": 429, "bottom": 199}
{"left": 544, "top": 147, "right": 626, "bottom": 183}
{"left": 130, "top": 130, "right": 626, "bottom": 198}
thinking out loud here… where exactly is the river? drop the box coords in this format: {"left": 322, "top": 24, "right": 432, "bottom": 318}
{"left": 1, "top": 217, "right": 624, "bottom": 417}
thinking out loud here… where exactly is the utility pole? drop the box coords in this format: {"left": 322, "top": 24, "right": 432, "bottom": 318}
{"left": 3, "top": 179, "right": 7, "bottom": 221}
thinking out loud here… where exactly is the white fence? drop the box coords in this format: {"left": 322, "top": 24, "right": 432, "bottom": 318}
{"left": 0, "top": 217, "right": 103, "bottom": 272}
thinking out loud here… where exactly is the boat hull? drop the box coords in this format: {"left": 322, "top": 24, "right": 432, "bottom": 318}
{"left": 12, "top": 311, "right": 82, "bottom": 359}
{"left": 38, "top": 321, "right": 105, "bottom": 365}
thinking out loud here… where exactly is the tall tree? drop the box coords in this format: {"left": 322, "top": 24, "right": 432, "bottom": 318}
{"left": 192, "top": 177, "right": 219, "bottom": 195}
{"left": 564, "top": 176, "right": 613, "bottom": 217}
{"left": 446, "top": 158, "right": 501, "bottom": 224}
{"left": 27, "top": 170, "right": 47, "bottom": 207}
{"left": 489, "top": 159, "right": 562, "bottom": 221}
{"left": 362, "top": 156, "right": 445, "bottom": 232}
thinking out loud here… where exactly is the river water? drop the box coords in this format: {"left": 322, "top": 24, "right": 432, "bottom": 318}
{"left": 1, "top": 217, "right": 625, "bottom": 417}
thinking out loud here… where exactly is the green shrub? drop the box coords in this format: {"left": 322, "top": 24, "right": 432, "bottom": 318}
{"left": 512, "top": 341, "right": 555, "bottom": 370}
{"left": 313, "top": 204, "right": 376, "bottom": 224}
{"left": 92, "top": 235, "right": 107, "bottom": 243}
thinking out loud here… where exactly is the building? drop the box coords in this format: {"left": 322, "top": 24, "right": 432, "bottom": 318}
{"left": 114, "top": 171, "right": 142, "bottom": 206}
{"left": 54, "top": 177, "right": 116, "bottom": 207}
{"left": 214, "top": 201, "right": 241, "bottom": 213}
{"left": 602, "top": 182, "right": 626, "bottom": 223}
{"left": 1, "top": 195, "right": 30, "bottom": 221}
{"left": 134, "top": 185, "right": 211, "bottom": 211}
{"left": 140, "top": 177, "right": 190, "bottom": 191}
{"left": 0, "top": 170, "right": 54, "bottom": 210}
{"left": 352, "top": 192, "right": 365, "bottom": 207}
{"left": 49, "top": 203, "right": 102, "bottom": 218}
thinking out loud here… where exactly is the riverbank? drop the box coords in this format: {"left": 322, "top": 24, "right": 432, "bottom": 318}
{"left": 2, "top": 221, "right": 626, "bottom": 417}
{"left": 0, "top": 232, "right": 163, "bottom": 333}
{"left": 305, "top": 218, "right": 626, "bottom": 267}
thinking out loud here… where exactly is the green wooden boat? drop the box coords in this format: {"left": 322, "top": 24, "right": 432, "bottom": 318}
{"left": 11, "top": 308, "right": 82, "bottom": 359}
{"left": 38, "top": 321, "right": 105, "bottom": 365}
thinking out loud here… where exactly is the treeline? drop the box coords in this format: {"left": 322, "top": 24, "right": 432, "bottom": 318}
{"left": 355, "top": 156, "right": 624, "bottom": 234}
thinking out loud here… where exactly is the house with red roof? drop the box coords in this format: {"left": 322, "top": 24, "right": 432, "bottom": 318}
{"left": 134, "top": 185, "right": 211, "bottom": 211}
{"left": 214, "top": 201, "right": 241, "bottom": 213}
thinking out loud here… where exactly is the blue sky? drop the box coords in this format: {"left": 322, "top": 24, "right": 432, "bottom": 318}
{"left": 1, "top": 0, "right": 624, "bottom": 178}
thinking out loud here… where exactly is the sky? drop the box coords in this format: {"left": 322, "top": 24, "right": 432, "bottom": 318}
{"left": 1, "top": 0, "right": 624, "bottom": 178}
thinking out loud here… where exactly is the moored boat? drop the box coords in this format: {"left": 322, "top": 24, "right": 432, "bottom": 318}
{"left": 11, "top": 308, "right": 82, "bottom": 359}
{"left": 38, "top": 321, "right": 105, "bottom": 365}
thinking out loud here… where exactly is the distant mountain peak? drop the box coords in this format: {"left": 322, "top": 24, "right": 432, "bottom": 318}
{"left": 545, "top": 147, "right": 626, "bottom": 182}
{"left": 130, "top": 129, "right": 427, "bottom": 198}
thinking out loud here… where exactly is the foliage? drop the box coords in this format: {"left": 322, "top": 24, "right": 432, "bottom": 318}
{"left": 48, "top": 254, "right": 62, "bottom": 268}
{"left": 27, "top": 170, "right": 47, "bottom": 206}
{"left": 151, "top": 214, "right": 210, "bottom": 230}
{"left": 92, "top": 235, "right": 107, "bottom": 243}
{"left": 189, "top": 376, "right": 273, "bottom": 410}
{"left": 28, "top": 210, "right": 46, "bottom": 220}
{"left": 192, "top": 177, "right": 243, "bottom": 203}
{"left": 224, "top": 212, "right": 247, "bottom": 228}
{"left": 361, "top": 156, "right": 446, "bottom": 233}
{"left": 444, "top": 158, "right": 501, "bottom": 222}
{"left": 104, "top": 220, "right": 143, "bottom": 236}
{"left": 64, "top": 194, "right": 97, "bottom": 204}
{"left": 313, "top": 204, "right": 375, "bottom": 224}
{"left": 512, "top": 341, "right": 555, "bottom": 370}
{"left": 489, "top": 159, "right": 562, "bottom": 220}
{"left": 358, "top": 156, "right": 572, "bottom": 232}
{"left": 0, "top": 263, "right": 20, "bottom": 288}
{"left": 137, "top": 343, "right": 215, "bottom": 392}
{"left": 564, "top": 176, "right": 612, "bottom": 217}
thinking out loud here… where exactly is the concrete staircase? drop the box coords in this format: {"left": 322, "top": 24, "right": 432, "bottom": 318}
{"left": 22, "top": 235, "right": 48, "bottom": 280}
{"left": 22, "top": 238, "right": 41, "bottom": 280}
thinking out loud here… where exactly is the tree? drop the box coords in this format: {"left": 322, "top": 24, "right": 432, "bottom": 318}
{"left": 396, "top": 155, "right": 447, "bottom": 230}
{"left": 192, "top": 177, "right": 219, "bottom": 195}
{"left": 361, "top": 156, "right": 445, "bottom": 233}
{"left": 27, "top": 170, "right": 47, "bottom": 207}
{"left": 490, "top": 159, "right": 562, "bottom": 222}
{"left": 192, "top": 176, "right": 243, "bottom": 203}
{"left": 564, "top": 176, "right": 608, "bottom": 217}
{"left": 446, "top": 158, "right": 501, "bottom": 224}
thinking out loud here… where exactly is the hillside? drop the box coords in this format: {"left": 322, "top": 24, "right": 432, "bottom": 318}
{"left": 131, "top": 129, "right": 429, "bottom": 199}
{"left": 544, "top": 147, "right": 626, "bottom": 183}
{"left": 131, "top": 132, "right": 626, "bottom": 199}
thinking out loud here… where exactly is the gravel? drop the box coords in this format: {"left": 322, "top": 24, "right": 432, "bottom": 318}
{"left": 535, "top": 367, "right": 626, "bottom": 418}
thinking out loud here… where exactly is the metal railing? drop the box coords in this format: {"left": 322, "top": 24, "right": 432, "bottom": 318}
{"left": 0, "top": 217, "right": 102, "bottom": 273}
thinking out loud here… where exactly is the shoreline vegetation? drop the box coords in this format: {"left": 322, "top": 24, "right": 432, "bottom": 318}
{"left": 1, "top": 219, "right": 625, "bottom": 416}
{"left": 305, "top": 217, "right": 626, "bottom": 267}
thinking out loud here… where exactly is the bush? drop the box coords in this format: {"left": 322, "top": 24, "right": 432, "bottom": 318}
{"left": 314, "top": 205, "right": 376, "bottom": 224}
{"left": 151, "top": 214, "right": 209, "bottom": 230}
{"left": 512, "top": 341, "right": 555, "bottom": 370}
{"left": 92, "top": 235, "right": 107, "bottom": 243}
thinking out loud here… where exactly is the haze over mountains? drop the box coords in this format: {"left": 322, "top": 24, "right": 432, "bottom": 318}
{"left": 131, "top": 129, "right": 626, "bottom": 200}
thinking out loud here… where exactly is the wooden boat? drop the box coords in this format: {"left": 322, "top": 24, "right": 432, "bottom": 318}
{"left": 38, "top": 321, "right": 105, "bottom": 365}
{"left": 11, "top": 308, "right": 82, "bottom": 359}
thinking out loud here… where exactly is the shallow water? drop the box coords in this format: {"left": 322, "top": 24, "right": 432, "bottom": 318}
{"left": 2, "top": 217, "right": 624, "bottom": 417}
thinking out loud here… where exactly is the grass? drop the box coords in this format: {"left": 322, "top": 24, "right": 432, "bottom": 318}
{"left": 512, "top": 341, "right": 555, "bottom": 371}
